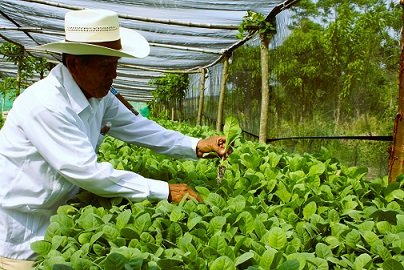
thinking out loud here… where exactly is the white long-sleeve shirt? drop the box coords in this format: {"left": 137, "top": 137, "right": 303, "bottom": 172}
{"left": 0, "top": 63, "right": 199, "bottom": 260}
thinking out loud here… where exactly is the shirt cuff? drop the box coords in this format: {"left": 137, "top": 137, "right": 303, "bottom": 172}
{"left": 147, "top": 178, "right": 169, "bottom": 200}
{"left": 191, "top": 137, "right": 200, "bottom": 159}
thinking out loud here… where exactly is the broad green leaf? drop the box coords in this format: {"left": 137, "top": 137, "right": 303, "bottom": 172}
{"left": 263, "top": 227, "right": 287, "bottom": 250}
{"left": 236, "top": 211, "right": 255, "bottom": 235}
{"left": 259, "top": 248, "right": 277, "bottom": 269}
{"left": 209, "top": 233, "right": 228, "bottom": 256}
{"left": 206, "top": 193, "right": 227, "bottom": 209}
{"left": 169, "top": 207, "right": 185, "bottom": 222}
{"left": 104, "top": 252, "right": 128, "bottom": 270}
{"left": 306, "top": 257, "right": 329, "bottom": 270}
{"left": 72, "top": 258, "right": 93, "bottom": 270}
{"left": 187, "top": 215, "right": 202, "bottom": 230}
{"left": 235, "top": 252, "right": 254, "bottom": 266}
{"left": 233, "top": 236, "right": 247, "bottom": 254}
{"left": 157, "top": 259, "right": 183, "bottom": 268}
{"left": 210, "top": 256, "right": 236, "bottom": 270}
{"left": 377, "top": 221, "right": 392, "bottom": 234}
{"left": 286, "top": 238, "right": 302, "bottom": 254}
{"left": 194, "top": 186, "right": 210, "bottom": 198}
{"left": 374, "top": 245, "right": 392, "bottom": 261}
{"left": 77, "top": 212, "right": 103, "bottom": 230}
{"left": 254, "top": 218, "right": 268, "bottom": 239}
{"left": 267, "top": 152, "right": 281, "bottom": 168}
{"left": 223, "top": 116, "right": 242, "bottom": 151}
{"left": 328, "top": 209, "right": 340, "bottom": 223}
{"left": 385, "top": 189, "right": 404, "bottom": 202}
{"left": 324, "top": 236, "right": 340, "bottom": 249}
{"left": 354, "top": 254, "right": 372, "bottom": 270}
{"left": 315, "top": 243, "right": 332, "bottom": 259}
{"left": 78, "top": 232, "right": 93, "bottom": 244}
{"left": 276, "top": 188, "right": 291, "bottom": 203}
{"left": 51, "top": 235, "right": 67, "bottom": 250}
{"left": 178, "top": 233, "right": 197, "bottom": 256}
{"left": 140, "top": 232, "right": 155, "bottom": 244}
{"left": 53, "top": 264, "right": 73, "bottom": 270}
{"left": 31, "top": 240, "right": 52, "bottom": 256}
{"left": 382, "top": 258, "right": 404, "bottom": 270}
{"left": 227, "top": 195, "right": 246, "bottom": 212}
{"left": 57, "top": 205, "right": 77, "bottom": 215}
{"left": 50, "top": 214, "right": 75, "bottom": 235}
{"left": 80, "top": 243, "right": 90, "bottom": 254}
{"left": 362, "top": 231, "right": 383, "bottom": 248}
{"left": 240, "top": 153, "right": 261, "bottom": 169}
{"left": 44, "top": 257, "right": 67, "bottom": 269}
{"left": 103, "top": 224, "right": 120, "bottom": 241}
{"left": 208, "top": 216, "right": 226, "bottom": 234}
{"left": 278, "top": 259, "right": 300, "bottom": 270}
{"left": 286, "top": 253, "right": 307, "bottom": 270}
{"left": 357, "top": 221, "right": 375, "bottom": 232}
{"left": 167, "top": 222, "right": 183, "bottom": 243}
{"left": 120, "top": 227, "right": 140, "bottom": 240}
{"left": 44, "top": 222, "right": 62, "bottom": 241}
{"left": 93, "top": 243, "right": 107, "bottom": 256}
{"left": 345, "top": 229, "right": 361, "bottom": 248}
{"left": 133, "top": 213, "right": 151, "bottom": 234}
{"left": 330, "top": 222, "right": 349, "bottom": 237}
{"left": 202, "top": 246, "right": 219, "bottom": 260}
{"left": 303, "top": 201, "right": 317, "bottom": 220}
{"left": 308, "top": 162, "right": 325, "bottom": 176}
{"left": 116, "top": 209, "right": 132, "bottom": 230}
{"left": 126, "top": 257, "right": 144, "bottom": 270}
{"left": 397, "top": 215, "right": 404, "bottom": 232}
{"left": 342, "top": 201, "right": 358, "bottom": 214}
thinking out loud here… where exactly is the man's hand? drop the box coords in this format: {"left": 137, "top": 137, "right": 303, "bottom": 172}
{"left": 196, "top": 135, "right": 227, "bottom": 158}
{"left": 168, "top": 183, "right": 203, "bottom": 203}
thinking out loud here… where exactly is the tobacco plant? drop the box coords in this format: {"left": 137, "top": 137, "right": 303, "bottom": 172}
{"left": 31, "top": 120, "right": 404, "bottom": 270}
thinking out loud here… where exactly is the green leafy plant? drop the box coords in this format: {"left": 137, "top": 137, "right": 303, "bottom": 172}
{"left": 148, "top": 73, "right": 189, "bottom": 121}
{"left": 217, "top": 116, "right": 242, "bottom": 183}
{"left": 236, "top": 10, "right": 276, "bottom": 40}
{"left": 32, "top": 120, "right": 404, "bottom": 270}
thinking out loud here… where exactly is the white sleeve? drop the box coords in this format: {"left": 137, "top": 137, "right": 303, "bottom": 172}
{"left": 22, "top": 107, "right": 169, "bottom": 201}
{"left": 104, "top": 96, "right": 200, "bottom": 160}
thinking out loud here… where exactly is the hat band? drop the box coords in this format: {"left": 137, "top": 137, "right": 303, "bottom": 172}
{"left": 65, "top": 39, "right": 123, "bottom": 51}
{"left": 66, "top": 26, "right": 119, "bottom": 32}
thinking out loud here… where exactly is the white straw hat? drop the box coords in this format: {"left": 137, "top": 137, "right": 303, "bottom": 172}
{"left": 37, "top": 9, "right": 150, "bottom": 58}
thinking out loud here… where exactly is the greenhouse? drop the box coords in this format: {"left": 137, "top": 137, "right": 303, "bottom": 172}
{"left": 0, "top": 0, "right": 404, "bottom": 269}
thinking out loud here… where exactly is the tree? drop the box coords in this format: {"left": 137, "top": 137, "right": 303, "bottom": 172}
{"left": 237, "top": 11, "right": 276, "bottom": 143}
{"left": 0, "top": 42, "right": 50, "bottom": 96}
{"left": 149, "top": 73, "right": 189, "bottom": 121}
{"left": 271, "top": 0, "right": 400, "bottom": 129}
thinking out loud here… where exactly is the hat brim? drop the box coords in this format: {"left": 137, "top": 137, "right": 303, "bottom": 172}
{"left": 36, "top": 27, "right": 150, "bottom": 58}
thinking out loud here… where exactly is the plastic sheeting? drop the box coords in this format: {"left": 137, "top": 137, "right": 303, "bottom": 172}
{"left": 0, "top": 0, "right": 297, "bottom": 101}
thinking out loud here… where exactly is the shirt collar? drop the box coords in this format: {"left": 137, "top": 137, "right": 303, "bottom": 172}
{"left": 56, "top": 63, "right": 91, "bottom": 115}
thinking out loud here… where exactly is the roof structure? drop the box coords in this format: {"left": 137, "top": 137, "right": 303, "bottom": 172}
{"left": 0, "top": 0, "right": 298, "bottom": 101}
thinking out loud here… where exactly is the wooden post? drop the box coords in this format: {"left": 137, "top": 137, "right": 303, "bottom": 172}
{"left": 216, "top": 55, "right": 229, "bottom": 132}
{"left": 259, "top": 34, "right": 270, "bottom": 143}
{"left": 388, "top": 1, "right": 404, "bottom": 182}
{"left": 197, "top": 68, "right": 206, "bottom": 125}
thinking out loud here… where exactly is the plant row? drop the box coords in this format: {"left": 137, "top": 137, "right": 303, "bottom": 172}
{"left": 32, "top": 120, "right": 404, "bottom": 270}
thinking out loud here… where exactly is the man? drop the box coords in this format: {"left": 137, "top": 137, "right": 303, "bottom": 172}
{"left": 0, "top": 9, "right": 226, "bottom": 269}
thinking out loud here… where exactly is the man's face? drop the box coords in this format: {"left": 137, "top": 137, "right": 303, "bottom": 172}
{"left": 67, "top": 55, "right": 119, "bottom": 99}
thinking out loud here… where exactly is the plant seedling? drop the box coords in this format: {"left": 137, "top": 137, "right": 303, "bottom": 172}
{"left": 217, "top": 116, "right": 242, "bottom": 183}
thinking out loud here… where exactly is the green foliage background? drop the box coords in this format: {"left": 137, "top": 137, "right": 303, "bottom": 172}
{"left": 183, "top": 0, "right": 400, "bottom": 177}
